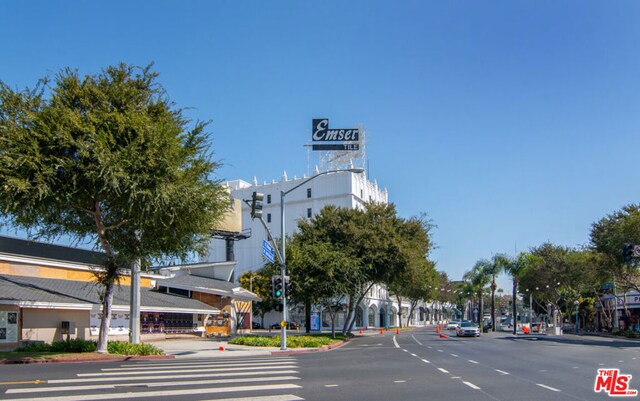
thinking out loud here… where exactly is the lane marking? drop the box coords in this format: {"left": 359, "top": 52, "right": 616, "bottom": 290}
{"left": 0, "top": 384, "right": 302, "bottom": 401}
{"left": 102, "top": 361, "right": 294, "bottom": 371}
{"left": 394, "top": 380, "right": 406, "bottom": 383}
{"left": 411, "top": 335, "right": 423, "bottom": 345}
{"left": 572, "top": 366, "right": 579, "bottom": 369}
{"left": 6, "top": 376, "right": 301, "bottom": 394}
{"left": 324, "top": 384, "right": 338, "bottom": 387}
{"left": 450, "top": 354, "right": 458, "bottom": 357}
{"left": 0, "top": 380, "right": 44, "bottom": 385}
{"left": 200, "top": 396, "right": 304, "bottom": 401}
{"left": 410, "top": 353, "right": 417, "bottom": 357}
{"left": 129, "top": 358, "right": 296, "bottom": 367}
{"left": 463, "top": 381, "right": 481, "bottom": 390}
{"left": 421, "top": 359, "right": 431, "bottom": 364}
{"left": 403, "top": 349, "right": 409, "bottom": 353}
{"left": 438, "top": 368, "right": 449, "bottom": 374}
{"left": 495, "top": 370, "right": 510, "bottom": 375}
{"left": 50, "top": 370, "right": 299, "bottom": 384}
{"left": 437, "top": 349, "right": 444, "bottom": 352}
{"left": 539, "top": 370, "right": 547, "bottom": 372}
{"left": 451, "top": 376, "right": 461, "bottom": 379}
{"left": 393, "top": 336, "right": 400, "bottom": 348}
{"left": 78, "top": 365, "right": 297, "bottom": 377}
{"left": 618, "top": 360, "right": 624, "bottom": 363}
{"left": 537, "top": 383, "right": 561, "bottom": 392}
{"left": 468, "top": 360, "right": 479, "bottom": 364}
{"left": 427, "top": 346, "right": 432, "bottom": 349}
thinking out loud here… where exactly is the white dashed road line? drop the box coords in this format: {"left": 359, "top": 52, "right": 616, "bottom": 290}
{"left": 393, "top": 336, "right": 400, "bottom": 348}
{"left": 495, "top": 370, "right": 510, "bottom": 375}
{"left": 463, "top": 381, "right": 481, "bottom": 390}
{"left": 394, "top": 380, "right": 406, "bottom": 383}
{"left": 537, "top": 384, "right": 561, "bottom": 392}
{"left": 450, "top": 354, "right": 458, "bottom": 357}
{"left": 421, "top": 359, "right": 431, "bottom": 364}
{"left": 324, "top": 384, "right": 339, "bottom": 388}
{"left": 468, "top": 360, "right": 479, "bottom": 364}
{"left": 438, "top": 368, "right": 449, "bottom": 374}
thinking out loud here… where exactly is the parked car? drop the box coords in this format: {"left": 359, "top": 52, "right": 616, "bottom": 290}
{"left": 270, "top": 321, "right": 298, "bottom": 330}
{"left": 482, "top": 321, "right": 492, "bottom": 333}
{"left": 252, "top": 321, "right": 263, "bottom": 329}
{"left": 446, "top": 320, "right": 461, "bottom": 330}
{"left": 456, "top": 321, "right": 480, "bottom": 337}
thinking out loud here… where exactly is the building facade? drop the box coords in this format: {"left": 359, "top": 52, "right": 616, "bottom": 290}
{"left": 205, "top": 169, "right": 448, "bottom": 329}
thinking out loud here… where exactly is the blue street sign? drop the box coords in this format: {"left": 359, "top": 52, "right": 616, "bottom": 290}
{"left": 262, "top": 240, "right": 275, "bottom": 263}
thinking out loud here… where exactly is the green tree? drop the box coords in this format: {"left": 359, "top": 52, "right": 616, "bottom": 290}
{"left": 387, "top": 214, "right": 437, "bottom": 327}
{"left": 463, "top": 261, "right": 491, "bottom": 324}
{"left": 239, "top": 267, "right": 278, "bottom": 328}
{"left": 0, "top": 64, "right": 229, "bottom": 353}
{"left": 481, "top": 256, "right": 503, "bottom": 332}
{"left": 590, "top": 203, "right": 640, "bottom": 292}
{"left": 495, "top": 252, "right": 539, "bottom": 334}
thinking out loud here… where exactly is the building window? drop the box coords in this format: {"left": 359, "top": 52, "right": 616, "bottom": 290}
{"left": 267, "top": 194, "right": 271, "bottom": 204}
{"left": 167, "top": 287, "right": 190, "bottom": 298}
{"left": 267, "top": 213, "right": 271, "bottom": 223}
{"left": 307, "top": 208, "right": 312, "bottom": 218}
{"left": 307, "top": 188, "right": 312, "bottom": 198}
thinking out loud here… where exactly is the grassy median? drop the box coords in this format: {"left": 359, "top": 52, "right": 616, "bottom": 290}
{"left": 229, "top": 333, "right": 349, "bottom": 348}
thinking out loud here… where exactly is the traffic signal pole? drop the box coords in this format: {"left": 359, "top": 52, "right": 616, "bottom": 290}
{"left": 280, "top": 189, "right": 287, "bottom": 350}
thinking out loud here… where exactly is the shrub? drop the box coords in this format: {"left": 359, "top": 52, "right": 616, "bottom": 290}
{"left": 229, "top": 334, "right": 346, "bottom": 348}
{"left": 50, "top": 339, "right": 97, "bottom": 353}
{"left": 16, "top": 342, "right": 53, "bottom": 353}
{"left": 107, "top": 341, "right": 164, "bottom": 356}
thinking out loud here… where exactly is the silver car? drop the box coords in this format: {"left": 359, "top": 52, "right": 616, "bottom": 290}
{"left": 456, "top": 321, "right": 480, "bottom": 337}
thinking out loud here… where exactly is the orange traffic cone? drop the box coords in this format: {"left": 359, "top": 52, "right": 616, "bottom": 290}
{"left": 359, "top": 328, "right": 363, "bottom": 334}
{"left": 439, "top": 333, "right": 448, "bottom": 339}
{"left": 380, "top": 328, "right": 384, "bottom": 335}
{"left": 219, "top": 346, "right": 225, "bottom": 351}
{"left": 436, "top": 326, "right": 440, "bottom": 334}
{"left": 396, "top": 328, "right": 400, "bottom": 335}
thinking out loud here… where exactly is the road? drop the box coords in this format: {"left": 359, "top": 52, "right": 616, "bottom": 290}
{"left": 0, "top": 327, "right": 638, "bottom": 400}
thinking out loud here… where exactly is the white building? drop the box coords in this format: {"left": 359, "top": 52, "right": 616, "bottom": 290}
{"left": 205, "top": 168, "right": 443, "bottom": 329}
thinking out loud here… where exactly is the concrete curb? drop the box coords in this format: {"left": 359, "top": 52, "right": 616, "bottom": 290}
{"left": 0, "top": 354, "right": 175, "bottom": 365}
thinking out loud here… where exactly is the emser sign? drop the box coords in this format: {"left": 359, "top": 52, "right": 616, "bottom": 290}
{"left": 312, "top": 119, "right": 360, "bottom": 151}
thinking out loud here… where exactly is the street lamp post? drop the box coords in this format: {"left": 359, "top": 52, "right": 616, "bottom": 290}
{"left": 279, "top": 168, "right": 364, "bottom": 350}
{"left": 574, "top": 300, "right": 579, "bottom": 335}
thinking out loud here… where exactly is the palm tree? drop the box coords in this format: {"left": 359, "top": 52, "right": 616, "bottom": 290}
{"left": 483, "top": 256, "right": 504, "bottom": 332}
{"left": 495, "top": 253, "right": 539, "bottom": 335}
{"left": 463, "top": 260, "right": 491, "bottom": 326}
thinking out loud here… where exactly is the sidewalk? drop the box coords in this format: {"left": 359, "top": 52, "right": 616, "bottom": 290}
{"left": 150, "top": 337, "right": 281, "bottom": 359}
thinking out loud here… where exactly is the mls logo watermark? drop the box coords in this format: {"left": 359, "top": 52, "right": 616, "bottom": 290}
{"left": 594, "top": 369, "right": 638, "bottom": 397}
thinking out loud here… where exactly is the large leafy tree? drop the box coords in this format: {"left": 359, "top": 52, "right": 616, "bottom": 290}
{"left": 590, "top": 203, "right": 640, "bottom": 292}
{"left": 239, "top": 267, "right": 278, "bottom": 328}
{"left": 386, "top": 214, "right": 437, "bottom": 327}
{"left": 463, "top": 261, "right": 491, "bottom": 324}
{"left": 0, "top": 64, "right": 229, "bottom": 352}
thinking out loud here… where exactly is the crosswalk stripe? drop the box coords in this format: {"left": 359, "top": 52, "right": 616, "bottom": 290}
{"left": 78, "top": 364, "right": 298, "bottom": 377}
{"left": 128, "top": 358, "right": 296, "bottom": 367}
{"left": 200, "top": 396, "right": 304, "bottom": 401}
{"left": 49, "top": 370, "right": 299, "bottom": 384}
{"left": 101, "top": 361, "right": 295, "bottom": 371}
{"left": 6, "top": 376, "right": 301, "bottom": 394}
{"left": 1, "top": 383, "right": 302, "bottom": 401}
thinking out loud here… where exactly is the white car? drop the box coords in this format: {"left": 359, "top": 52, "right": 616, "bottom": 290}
{"left": 456, "top": 321, "right": 480, "bottom": 337}
{"left": 446, "top": 320, "right": 461, "bottom": 330}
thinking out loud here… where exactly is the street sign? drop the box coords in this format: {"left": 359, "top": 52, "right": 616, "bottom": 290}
{"left": 602, "top": 282, "right": 614, "bottom": 290}
{"left": 262, "top": 240, "right": 275, "bottom": 263}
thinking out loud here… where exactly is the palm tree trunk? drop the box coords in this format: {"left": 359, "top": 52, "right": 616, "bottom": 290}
{"left": 512, "top": 279, "right": 518, "bottom": 335}
{"left": 491, "top": 276, "right": 496, "bottom": 332}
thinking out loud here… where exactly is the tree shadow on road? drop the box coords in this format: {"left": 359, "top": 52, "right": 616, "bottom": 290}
{"left": 496, "top": 334, "right": 640, "bottom": 348}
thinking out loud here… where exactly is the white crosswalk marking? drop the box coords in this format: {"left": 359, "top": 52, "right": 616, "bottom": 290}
{"left": 1, "top": 356, "right": 305, "bottom": 401}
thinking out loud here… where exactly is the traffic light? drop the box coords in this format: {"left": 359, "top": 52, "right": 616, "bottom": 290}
{"left": 623, "top": 243, "right": 633, "bottom": 264}
{"left": 272, "top": 275, "right": 283, "bottom": 298}
{"left": 251, "top": 192, "right": 264, "bottom": 219}
{"left": 285, "top": 276, "right": 292, "bottom": 298}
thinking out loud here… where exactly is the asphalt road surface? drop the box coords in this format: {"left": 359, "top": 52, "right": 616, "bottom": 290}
{"left": 0, "top": 327, "right": 638, "bottom": 400}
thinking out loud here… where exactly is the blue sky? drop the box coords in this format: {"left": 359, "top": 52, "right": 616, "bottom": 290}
{"left": 2, "top": 1, "right": 640, "bottom": 291}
